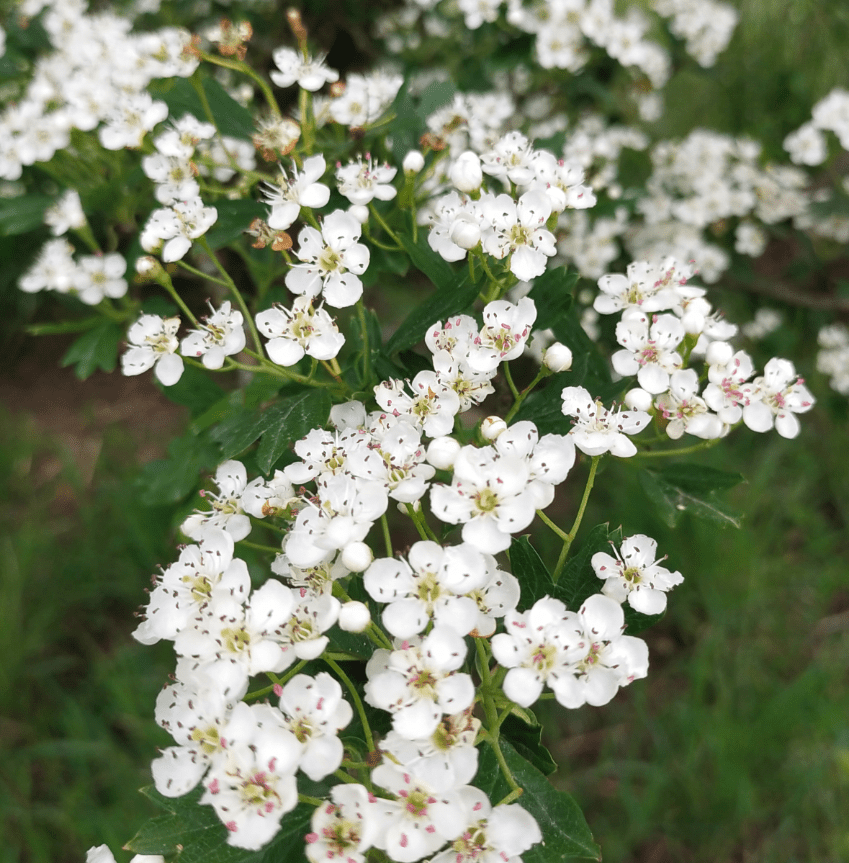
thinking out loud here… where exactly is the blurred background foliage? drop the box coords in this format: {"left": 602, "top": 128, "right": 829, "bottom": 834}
{"left": 2, "top": 0, "right": 849, "bottom": 861}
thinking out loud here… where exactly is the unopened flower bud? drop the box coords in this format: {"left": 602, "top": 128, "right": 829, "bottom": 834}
{"left": 135, "top": 255, "right": 158, "bottom": 275}
{"left": 427, "top": 436, "right": 461, "bottom": 470}
{"left": 403, "top": 150, "right": 425, "bottom": 174}
{"left": 338, "top": 601, "right": 371, "bottom": 633}
{"left": 481, "top": 416, "right": 507, "bottom": 440}
{"left": 348, "top": 204, "right": 369, "bottom": 224}
{"left": 341, "top": 541, "right": 373, "bottom": 573}
{"left": 449, "top": 151, "right": 483, "bottom": 192}
{"left": 681, "top": 310, "right": 706, "bottom": 335}
{"left": 624, "top": 388, "right": 654, "bottom": 411}
{"left": 449, "top": 215, "right": 480, "bottom": 250}
{"left": 543, "top": 342, "right": 573, "bottom": 372}
{"left": 706, "top": 340, "right": 734, "bottom": 366}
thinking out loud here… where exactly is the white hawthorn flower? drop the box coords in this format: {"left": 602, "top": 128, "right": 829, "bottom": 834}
{"left": 263, "top": 154, "right": 330, "bottom": 231}
{"left": 364, "top": 627, "right": 474, "bottom": 740}
{"left": 200, "top": 702, "right": 301, "bottom": 850}
{"left": 466, "top": 297, "right": 537, "bottom": 373}
{"left": 548, "top": 594, "right": 650, "bottom": 709}
{"left": 561, "top": 386, "right": 651, "bottom": 457}
{"left": 741, "top": 358, "right": 815, "bottom": 439}
{"left": 379, "top": 708, "right": 480, "bottom": 791}
{"left": 592, "top": 534, "right": 683, "bottom": 615}
{"left": 276, "top": 672, "right": 353, "bottom": 781}
{"left": 481, "top": 191, "right": 556, "bottom": 282}
{"left": 141, "top": 197, "right": 218, "bottom": 263}
{"left": 594, "top": 258, "right": 694, "bottom": 316}
{"left": 370, "top": 761, "right": 468, "bottom": 862}
{"left": 181, "top": 459, "right": 266, "bottom": 542}
{"left": 255, "top": 297, "right": 344, "bottom": 366}
{"left": 336, "top": 154, "right": 398, "bottom": 205}
{"left": 286, "top": 210, "right": 370, "bottom": 308}
{"left": 481, "top": 131, "right": 536, "bottom": 185}
{"left": 703, "top": 347, "right": 756, "bottom": 424}
{"left": 121, "top": 314, "right": 184, "bottom": 385}
{"left": 305, "top": 784, "right": 380, "bottom": 863}
{"left": 73, "top": 253, "right": 128, "bottom": 305}
{"left": 374, "top": 373, "right": 462, "bottom": 438}
{"left": 364, "top": 541, "right": 488, "bottom": 638}
{"left": 133, "top": 527, "right": 250, "bottom": 645}
{"left": 612, "top": 313, "right": 686, "bottom": 394}
{"left": 429, "top": 787, "right": 543, "bottom": 863}
{"left": 270, "top": 48, "right": 339, "bottom": 91}
{"left": 44, "top": 189, "right": 86, "bottom": 236}
{"left": 430, "top": 445, "right": 537, "bottom": 554}
{"left": 655, "top": 369, "right": 723, "bottom": 440}
{"left": 491, "top": 596, "right": 585, "bottom": 707}
{"left": 181, "top": 301, "right": 246, "bottom": 370}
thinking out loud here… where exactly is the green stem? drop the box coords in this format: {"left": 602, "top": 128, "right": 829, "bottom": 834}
{"left": 333, "top": 769, "right": 360, "bottom": 785}
{"left": 369, "top": 204, "right": 402, "bottom": 246}
{"left": 381, "top": 513, "right": 393, "bottom": 558}
{"left": 200, "top": 50, "right": 282, "bottom": 118}
{"left": 552, "top": 455, "right": 601, "bottom": 583}
{"left": 357, "top": 299, "right": 372, "bottom": 385}
{"left": 496, "top": 787, "right": 524, "bottom": 805}
{"left": 299, "top": 793, "right": 322, "bottom": 806}
{"left": 537, "top": 509, "right": 568, "bottom": 541}
{"left": 363, "top": 223, "right": 402, "bottom": 251}
{"left": 267, "top": 659, "right": 308, "bottom": 691}
{"left": 174, "top": 259, "right": 231, "bottom": 290}
{"left": 475, "top": 640, "right": 521, "bottom": 795}
{"left": 504, "top": 368, "right": 547, "bottom": 424}
{"left": 197, "top": 236, "right": 263, "bottom": 355}
{"left": 324, "top": 657, "right": 375, "bottom": 753}
{"left": 237, "top": 539, "right": 281, "bottom": 554}
{"left": 503, "top": 362, "right": 520, "bottom": 402}
{"left": 405, "top": 503, "right": 438, "bottom": 542}
{"left": 190, "top": 72, "right": 241, "bottom": 176}
{"left": 299, "top": 87, "right": 314, "bottom": 153}
{"left": 630, "top": 437, "right": 724, "bottom": 459}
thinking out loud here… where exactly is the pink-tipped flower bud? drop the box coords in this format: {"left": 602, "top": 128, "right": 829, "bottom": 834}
{"left": 449, "top": 151, "right": 483, "bottom": 193}
{"left": 338, "top": 601, "right": 371, "bottom": 632}
{"left": 481, "top": 416, "right": 507, "bottom": 440}
{"left": 543, "top": 342, "right": 573, "bottom": 372}
{"left": 427, "top": 435, "right": 462, "bottom": 470}
{"left": 403, "top": 150, "right": 425, "bottom": 174}
{"left": 341, "top": 541, "right": 373, "bottom": 572}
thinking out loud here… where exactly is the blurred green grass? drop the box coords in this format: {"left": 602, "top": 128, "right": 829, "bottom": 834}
{"left": 0, "top": 412, "right": 175, "bottom": 863}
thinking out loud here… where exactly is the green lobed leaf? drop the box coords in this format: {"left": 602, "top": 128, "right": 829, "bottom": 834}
{"left": 554, "top": 523, "right": 622, "bottom": 611}
{"left": 126, "top": 786, "right": 314, "bottom": 863}
{"left": 255, "top": 390, "right": 333, "bottom": 474}
{"left": 210, "top": 405, "right": 268, "bottom": 461}
{"left": 527, "top": 267, "right": 578, "bottom": 331}
{"left": 474, "top": 741, "right": 600, "bottom": 861}
{"left": 148, "top": 76, "right": 256, "bottom": 141}
{"left": 157, "top": 364, "right": 226, "bottom": 417}
{"left": 623, "top": 603, "right": 664, "bottom": 636}
{"left": 549, "top": 305, "right": 611, "bottom": 387}
{"left": 386, "top": 239, "right": 475, "bottom": 354}
{"left": 136, "top": 431, "right": 220, "bottom": 507}
{"left": 649, "top": 462, "right": 745, "bottom": 494}
{"left": 500, "top": 714, "right": 557, "bottom": 776}
{"left": 0, "top": 194, "right": 53, "bottom": 236}
{"left": 398, "top": 233, "right": 457, "bottom": 291}
{"left": 512, "top": 372, "right": 572, "bottom": 436}
{"left": 509, "top": 536, "right": 554, "bottom": 609}
{"left": 638, "top": 468, "right": 743, "bottom": 529}
{"left": 59, "top": 319, "right": 122, "bottom": 380}
{"left": 205, "top": 199, "right": 268, "bottom": 249}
